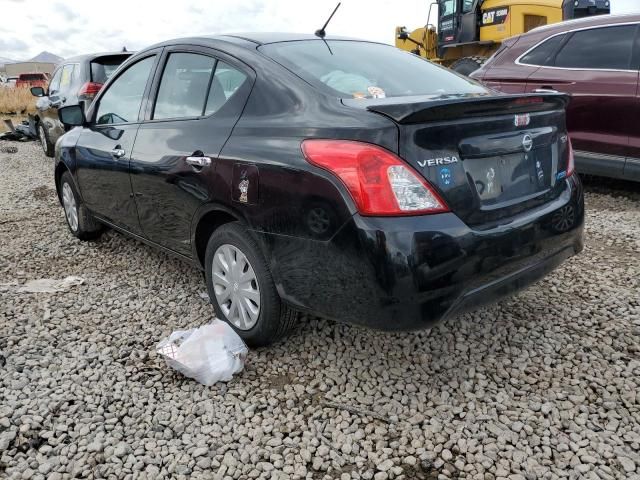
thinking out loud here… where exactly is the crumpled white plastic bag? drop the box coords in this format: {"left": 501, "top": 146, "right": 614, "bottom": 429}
{"left": 156, "top": 320, "right": 248, "bottom": 386}
{"left": 16, "top": 276, "right": 85, "bottom": 293}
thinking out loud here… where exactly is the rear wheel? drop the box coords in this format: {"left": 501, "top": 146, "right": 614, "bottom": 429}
{"left": 59, "top": 171, "right": 103, "bottom": 240}
{"left": 204, "top": 222, "right": 297, "bottom": 347}
{"left": 450, "top": 56, "right": 487, "bottom": 76}
{"left": 37, "top": 122, "right": 54, "bottom": 157}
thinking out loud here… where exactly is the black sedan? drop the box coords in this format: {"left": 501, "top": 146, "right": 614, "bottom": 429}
{"left": 55, "top": 33, "right": 584, "bottom": 346}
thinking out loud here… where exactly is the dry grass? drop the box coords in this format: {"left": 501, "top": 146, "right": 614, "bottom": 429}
{"left": 0, "top": 87, "right": 37, "bottom": 115}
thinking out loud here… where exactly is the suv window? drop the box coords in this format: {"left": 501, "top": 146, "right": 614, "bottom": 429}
{"left": 91, "top": 55, "right": 131, "bottom": 84}
{"left": 154, "top": 53, "right": 216, "bottom": 120}
{"left": 553, "top": 25, "right": 636, "bottom": 70}
{"left": 519, "top": 34, "right": 566, "bottom": 66}
{"left": 59, "top": 64, "right": 76, "bottom": 92}
{"left": 205, "top": 62, "right": 248, "bottom": 115}
{"left": 96, "top": 56, "right": 155, "bottom": 125}
{"left": 260, "top": 40, "right": 485, "bottom": 98}
{"left": 48, "top": 68, "right": 62, "bottom": 94}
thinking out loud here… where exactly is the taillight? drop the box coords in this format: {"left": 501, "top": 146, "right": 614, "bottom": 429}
{"left": 301, "top": 139, "right": 449, "bottom": 216}
{"left": 566, "top": 137, "right": 575, "bottom": 177}
{"left": 78, "top": 82, "right": 103, "bottom": 97}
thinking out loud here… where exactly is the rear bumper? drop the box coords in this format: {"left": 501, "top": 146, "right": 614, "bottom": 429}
{"left": 258, "top": 175, "right": 584, "bottom": 330}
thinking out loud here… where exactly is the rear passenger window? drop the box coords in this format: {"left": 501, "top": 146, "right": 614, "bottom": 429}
{"left": 520, "top": 34, "right": 565, "bottom": 66}
{"left": 554, "top": 25, "right": 636, "bottom": 70}
{"left": 153, "top": 54, "right": 249, "bottom": 119}
{"left": 153, "top": 53, "right": 216, "bottom": 120}
{"left": 205, "top": 62, "right": 248, "bottom": 115}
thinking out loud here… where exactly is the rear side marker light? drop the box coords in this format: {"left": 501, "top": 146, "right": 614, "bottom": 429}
{"left": 567, "top": 137, "right": 575, "bottom": 177}
{"left": 301, "top": 139, "right": 449, "bottom": 216}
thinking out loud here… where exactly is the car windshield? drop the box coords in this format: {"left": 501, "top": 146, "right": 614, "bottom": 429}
{"left": 260, "top": 40, "right": 485, "bottom": 99}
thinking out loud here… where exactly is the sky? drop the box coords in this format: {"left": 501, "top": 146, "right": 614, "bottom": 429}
{"left": 0, "top": 0, "right": 638, "bottom": 60}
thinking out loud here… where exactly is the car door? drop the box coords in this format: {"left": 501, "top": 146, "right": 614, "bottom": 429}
{"left": 38, "top": 66, "right": 62, "bottom": 137}
{"left": 130, "top": 47, "right": 254, "bottom": 255}
{"left": 75, "top": 53, "right": 160, "bottom": 234}
{"left": 525, "top": 24, "right": 638, "bottom": 172}
{"left": 46, "top": 63, "right": 79, "bottom": 143}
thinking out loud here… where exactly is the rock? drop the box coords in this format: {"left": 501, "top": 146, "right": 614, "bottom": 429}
{"left": 192, "top": 447, "right": 208, "bottom": 458}
{"left": 620, "top": 457, "right": 636, "bottom": 473}
{"left": 377, "top": 459, "right": 394, "bottom": 472}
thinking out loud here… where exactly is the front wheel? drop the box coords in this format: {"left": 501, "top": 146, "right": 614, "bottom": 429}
{"left": 37, "top": 122, "right": 54, "bottom": 157}
{"left": 204, "top": 222, "right": 297, "bottom": 347}
{"left": 59, "top": 171, "right": 104, "bottom": 241}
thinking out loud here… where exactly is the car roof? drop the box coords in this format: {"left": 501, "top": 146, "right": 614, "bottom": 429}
{"left": 138, "top": 32, "right": 380, "bottom": 54}
{"left": 526, "top": 13, "right": 640, "bottom": 36}
{"left": 213, "top": 32, "right": 367, "bottom": 45}
{"left": 63, "top": 52, "right": 134, "bottom": 63}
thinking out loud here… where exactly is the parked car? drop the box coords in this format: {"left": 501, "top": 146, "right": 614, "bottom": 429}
{"left": 471, "top": 13, "right": 640, "bottom": 182}
{"left": 16, "top": 72, "right": 49, "bottom": 89}
{"left": 30, "top": 52, "right": 132, "bottom": 156}
{"left": 3, "top": 76, "right": 18, "bottom": 87}
{"left": 55, "top": 34, "right": 584, "bottom": 346}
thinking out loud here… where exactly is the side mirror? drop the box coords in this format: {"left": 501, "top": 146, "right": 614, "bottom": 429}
{"left": 31, "top": 86, "right": 45, "bottom": 97}
{"left": 58, "top": 105, "right": 86, "bottom": 127}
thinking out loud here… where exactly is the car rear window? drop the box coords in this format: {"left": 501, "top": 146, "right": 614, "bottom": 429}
{"left": 260, "top": 40, "right": 486, "bottom": 99}
{"left": 91, "top": 55, "right": 131, "bottom": 84}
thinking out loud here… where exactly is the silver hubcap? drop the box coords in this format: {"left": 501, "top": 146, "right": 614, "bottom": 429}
{"left": 62, "top": 183, "right": 78, "bottom": 232}
{"left": 39, "top": 126, "right": 47, "bottom": 152}
{"left": 212, "top": 244, "right": 260, "bottom": 330}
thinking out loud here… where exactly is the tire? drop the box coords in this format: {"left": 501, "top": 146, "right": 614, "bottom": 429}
{"left": 204, "top": 222, "right": 297, "bottom": 347}
{"left": 59, "top": 171, "right": 103, "bottom": 241}
{"left": 450, "top": 56, "right": 487, "bottom": 76}
{"left": 37, "top": 122, "right": 54, "bottom": 158}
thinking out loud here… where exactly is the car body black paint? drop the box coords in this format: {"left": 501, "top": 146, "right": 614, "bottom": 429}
{"left": 55, "top": 33, "right": 584, "bottom": 331}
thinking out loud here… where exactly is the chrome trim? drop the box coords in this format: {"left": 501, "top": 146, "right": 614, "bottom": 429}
{"left": 515, "top": 22, "right": 640, "bottom": 73}
{"left": 573, "top": 150, "right": 626, "bottom": 163}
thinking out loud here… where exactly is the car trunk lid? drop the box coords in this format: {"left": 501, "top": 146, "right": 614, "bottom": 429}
{"left": 344, "top": 93, "right": 571, "bottom": 227}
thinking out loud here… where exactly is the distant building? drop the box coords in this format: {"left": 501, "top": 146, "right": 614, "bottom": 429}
{"left": 4, "top": 62, "right": 57, "bottom": 77}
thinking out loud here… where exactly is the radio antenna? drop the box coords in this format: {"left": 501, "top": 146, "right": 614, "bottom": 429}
{"left": 315, "top": 2, "right": 341, "bottom": 38}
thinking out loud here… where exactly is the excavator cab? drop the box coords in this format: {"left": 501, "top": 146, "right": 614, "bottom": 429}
{"left": 563, "top": 0, "right": 610, "bottom": 19}
{"left": 437, "top": 0, "right": 480, "bottom": 54}
{"left": 396, "top": 0, "right": 611, "bottom": 75}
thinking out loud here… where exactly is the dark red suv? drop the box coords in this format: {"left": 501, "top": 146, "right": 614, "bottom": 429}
{"left": 471, "top": 14, "right": 640, "bottom": 182}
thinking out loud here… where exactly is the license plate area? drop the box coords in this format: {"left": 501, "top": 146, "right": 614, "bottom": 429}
{"left": 464, "top": 146, "right": 555, "bottom": 205}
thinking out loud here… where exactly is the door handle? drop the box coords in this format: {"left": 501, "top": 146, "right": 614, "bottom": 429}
{"left": 110, "top": 147, "right": 126, "bottom": 159}
{"left": 186, "top": 156, "right": 212, "bottom": 167}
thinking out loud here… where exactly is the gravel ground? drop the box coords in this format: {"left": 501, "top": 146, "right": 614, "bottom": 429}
{"left": 1, "top": 140, "right": 639, "bottom": 480}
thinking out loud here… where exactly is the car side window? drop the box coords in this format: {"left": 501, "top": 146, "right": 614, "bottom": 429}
{"left": 153, "top": 53, "right": 216, "bottom": 120}
{"left": 48, "top": 68, "right": 62, "bottom": 94}
{"left": 59, "top": 64, "right": 76, "bottom": 93}
{"left": 519, "top": 34, "right": 566, "bottom": 66}
{"left": 204, "top": 62, "right": 248, "bottom": 116}
{"left": 553, "top": 25, "right": 636, "bottom": 70}
{"left": 96, "top": 56, "right": 155, "bottom": 125}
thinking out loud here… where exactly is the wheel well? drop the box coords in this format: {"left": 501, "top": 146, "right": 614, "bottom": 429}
{"left": 54, "top": 162, "right": 69, "bottom": 204}
{"left": 194, "top": 210, "right": 238, "bottom": 267}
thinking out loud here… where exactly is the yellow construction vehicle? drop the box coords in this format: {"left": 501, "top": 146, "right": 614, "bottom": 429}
{"left": 396, "top": 0, "right": 610, "bottom": 75}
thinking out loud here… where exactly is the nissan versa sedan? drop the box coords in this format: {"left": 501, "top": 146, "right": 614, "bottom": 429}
{"left": 55, "top": 33, "right": 584, "bottom": 346}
